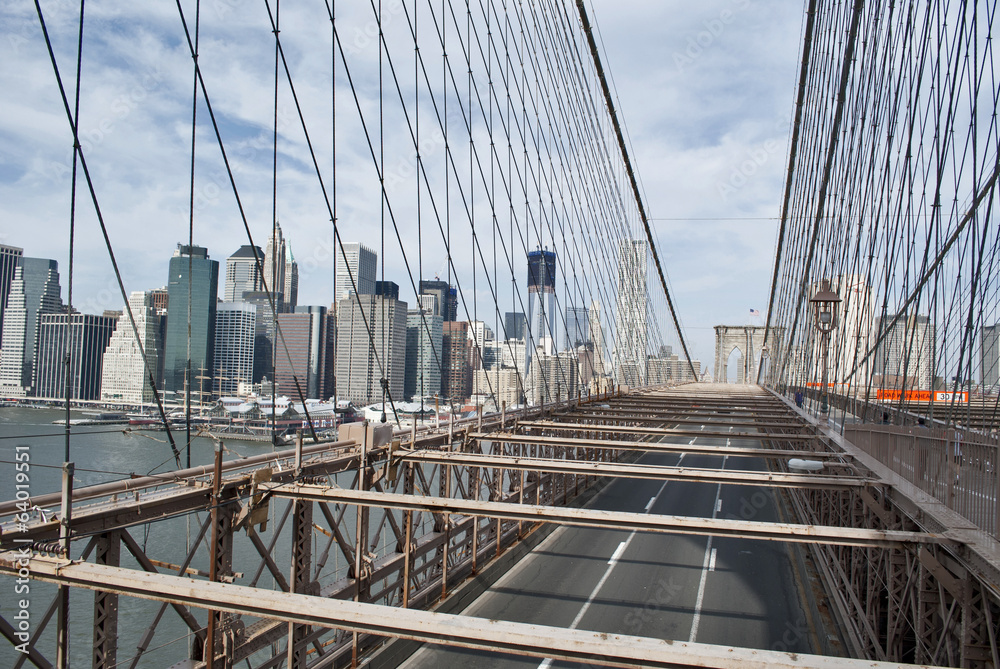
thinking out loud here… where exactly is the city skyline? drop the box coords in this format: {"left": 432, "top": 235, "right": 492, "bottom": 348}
{"left": 4, "top": 234, "right": 990, "bottom": 408}
{"left": 0, "top": 4, "right": 807, "bottom": 367}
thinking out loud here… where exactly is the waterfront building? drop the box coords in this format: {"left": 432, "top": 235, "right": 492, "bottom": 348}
{"left": 418, "top": 279, "right": 458, "bottom": 321}
{"left": 322, "top": 308, "right": 337, "bottom": 400}
{"left": 101, "top": 291, "right": 164, "bottom": 405}
{"left": 405, "top": 307, "right": 443, "bottom": 401}
{"left": 224, "top": 245, "right": 264, "bottom": 301}
{"left": 526, "top": 249, "right": 557, "bottom": 376}
{"left": 34, "top": 313, "right": 115, "bottom": 400}
{"left": 472, "top": 367, "right": 522, "bottom": 409}
{"left": 241, "top": 291, "right": 283, "bottom": 383}
{"left": 442, "top": 320, "right": 471, "bottom": 403}
{"left": 214, "top": 302, "right": 257, "bottom": 396}
{"left": 162, "top": 244, "right": 219, "bottom": 400}
{"left": 150, "top": 287, "right": 169, "bottom": 315}
{"left": 589, "top": 299, "right": 608, "bottom": 378}
{"left": 613, "top": 240, "right": 648, "bottom": 386}
{"left": 565, "top": 305, "right": 590, "bottom": 350}
{"left": 334, "top": 242, "right": 377, "bottom": 302}
{"left": 504, "top": 311, "right": 526, "bottom": 340}
{"left": 0, "top": 256, "right": 62, "bottom": 397}
{"left": 500, "top": 338, "right": 526, "bottom": 372}
{"left": 984, "top": 324, "right": 1000, "bottom": 388}
{"left": 275, "top": 306, "right": 327, "bottom": 400}
{"left": 647, "top": 346, "right": 703, "bottom": 385}
{"left": 468, "top": 320, "right": 494, "bottom": 370}
{"left": 0, "top": 244, "right": 24, "bottom": 339}
{"left": 529, "top": 349, "right": 578, "bottom": 406}
{"left": 873, "top": 312, "right": 936, "bottom": 390}
{"left": 335, "top": 287, "right": 406, "bottom": 405}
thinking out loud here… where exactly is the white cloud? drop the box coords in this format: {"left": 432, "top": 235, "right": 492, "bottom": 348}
{"left": 0, "top": 0, "right": 803, "bottom": 373}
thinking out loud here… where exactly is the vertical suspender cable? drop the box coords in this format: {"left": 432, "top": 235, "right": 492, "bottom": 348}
{"left": 760, "top": 0, "right": 819, "bottom": 386}
{"left": 574, "top": 0, "right": 696, "bottom": 380}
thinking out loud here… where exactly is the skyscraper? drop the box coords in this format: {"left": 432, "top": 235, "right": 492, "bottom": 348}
{"left": 442, "top": 320, "right": 472, "bottom": 402}
{"left": 526, "top": 249, "right": 557, "bottom": 377}
{"left": 334, "top": 242, "right": 377, "bottom": 302}
{"left": 162, "top": 244, "right": 219, "bottom": 400}
{"left": 34, "top": 313, "right": 115, "bottom": 400}
{"left": 565, "top": 306, "right": 590, "bottom": 350}
{"left": 613, "top": 240, "right": 647, "bottom": 386}
{"left": 0, "top": 257, "right": 62, "bottom": 397}
{"left": 984, "top": 324, "right": 1000, "bottom": 388}
{"left": 263, "top": 222, "right": 298, "bottom": 310}
{"left": 101, "top": 291, "right": 164, "bottom": 405}
{"left": 589, "top": 299, "right": 607, "bottom": 378}
{"left": 335, "top": 288, "right": 406, "bottom": 405}
{"left": 468, "top": 320, "right": 494, "bottom": 370}
{"left": 0, "top": 245, "right": 24, "bottom": 339}
{"left": 405, "top": 307, "right": 443, "bottom": 401}
{"left": 529, "top": 350, "right": 578, "bottom": 406}
{"left": 214, "top": 302, "right": 257, "bottom": 396}
{"left": 275, "top": 306, "right": 327, "bottom": 400}
{"left": 504, "top": 311, "right": 526, "bottom": 340}
{"left": 224, "top": 245, "right": 264, "bottom": 301}
{"left": 873, "top": 313, "right": 936, "bottom": 390}
{"left": 418, "top": 279, "right": 458, "bottom": 321}
{"left": 241, "top": 291, "right": 279, "bottom": 383}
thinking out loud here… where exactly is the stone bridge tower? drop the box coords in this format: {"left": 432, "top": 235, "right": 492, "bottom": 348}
{"left": 714, "top": 325, "right": 768, "bottom": 384}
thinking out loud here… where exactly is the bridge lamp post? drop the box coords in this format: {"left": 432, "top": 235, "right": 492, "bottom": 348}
{"left": 810, "top": 283, "right": 841, "bottom": 417}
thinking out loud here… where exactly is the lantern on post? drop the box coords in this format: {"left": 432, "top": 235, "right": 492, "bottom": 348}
{"left": 809, "top": 281, "right": 841, "bottom": 416}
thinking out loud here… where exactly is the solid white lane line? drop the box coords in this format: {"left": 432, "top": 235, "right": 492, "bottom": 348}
{"left": 688, "top": 454, "right": 728, "bottom": 643}
{"left": 688, "top": 506, "right": 717, "bottom": 642}
{"left": 537, "top": 476, "right": 673, "bottom": 668}
{"left": 708, "top": 547, "right": 718, "bottom": 572}
{"left": 645, "top": 497, "right": 655, "bottom": 511}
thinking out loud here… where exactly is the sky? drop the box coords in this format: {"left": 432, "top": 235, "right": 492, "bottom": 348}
{"left": 0, "top": 0, "right": 804, "bottom": 374}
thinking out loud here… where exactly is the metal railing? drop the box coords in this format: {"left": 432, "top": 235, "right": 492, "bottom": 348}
{"left": 844, "top": 423, "right": 1000, "bottom": 538}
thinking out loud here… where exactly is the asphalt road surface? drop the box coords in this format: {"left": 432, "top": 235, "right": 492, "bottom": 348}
{"left": 400, "top": 425, "right": 818, "bottom": 668}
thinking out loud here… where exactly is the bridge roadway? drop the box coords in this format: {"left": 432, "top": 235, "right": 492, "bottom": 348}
{"left": 401, "top": 420, "right": 826, "bottom": 668}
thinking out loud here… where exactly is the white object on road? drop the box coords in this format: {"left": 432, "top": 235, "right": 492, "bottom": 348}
{"left": 788, "top": 458, "right": 824, "bottom": 473}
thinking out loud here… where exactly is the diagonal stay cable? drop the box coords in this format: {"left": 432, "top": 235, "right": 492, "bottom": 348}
{"left": 171, "top": 0, "right": 322, "bottom": 442}
{"left": 574, "top": 0, "right": 696, "bottom": 379}
{"left": 32, "top": 0, "right": 182, "bottom": 469}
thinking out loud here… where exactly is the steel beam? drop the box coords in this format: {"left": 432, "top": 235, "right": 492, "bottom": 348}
{"left": 474, "top": 430, "right": 831, "bottom": 455}
{"left": 92, "top": 531, "right": 120, "bottom": 669}
{"left": 1, "top": 556, "right": 941, "bottom": 669}
{"left": 288, "top": 499, "right": 314, "bottom": 668}
{"left": 557, "top": 411, "right": 805, "bottom": 430}
{"left": 261, "top": 483, "right": 945, "bottom": 548}
{"left": 404, "top": 450, "right": 864, "bottom": 489}
{"left": 514, "top": 421, "right": 820, "bottom": 443}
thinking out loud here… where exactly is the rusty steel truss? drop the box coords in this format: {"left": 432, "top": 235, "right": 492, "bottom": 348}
{"left": 0, "top": 384, "right": 998, "bottom": 668}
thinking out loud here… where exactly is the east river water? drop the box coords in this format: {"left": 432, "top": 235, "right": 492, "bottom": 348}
{"left": 0, "top": 405, "right": 324, "bottom": 667}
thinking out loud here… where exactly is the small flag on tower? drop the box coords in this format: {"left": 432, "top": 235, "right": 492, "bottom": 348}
{"left": 750, "top": 308, "right": 761, "bottom": 316}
